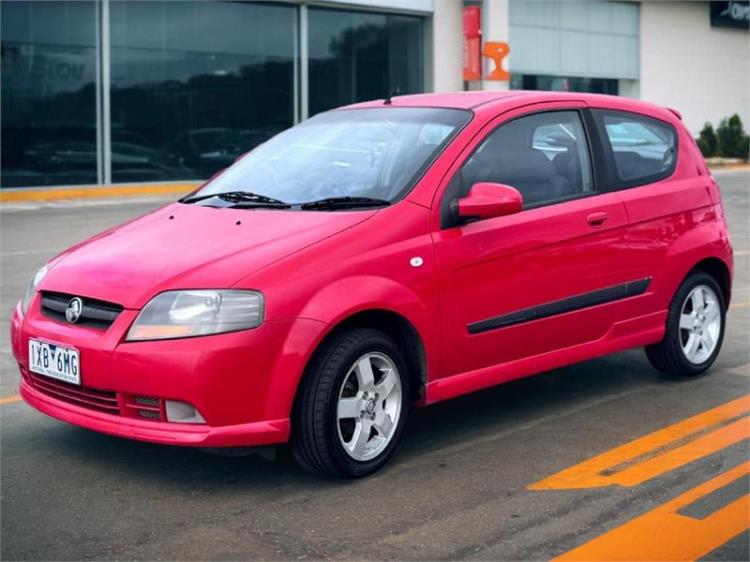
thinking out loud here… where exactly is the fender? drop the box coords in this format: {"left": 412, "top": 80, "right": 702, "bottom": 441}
{"left": 651, "top": 210, "right": 733, "bottom": 310}
{"left": 263, "top": 275, "right": 437, "bottom": 420}
{"left": 262, "top": 316, "right": 329, "bottom": 420}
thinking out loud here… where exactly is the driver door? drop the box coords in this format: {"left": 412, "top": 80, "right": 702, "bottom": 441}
{"left": 432, "top": 105, "right": 635, "bottom": 384}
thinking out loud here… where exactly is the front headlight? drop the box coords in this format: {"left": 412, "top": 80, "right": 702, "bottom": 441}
{"left": 21, "top": 264, "right": 49, "bottom": 314}
{"left": 126, "top": 290, "right": 264, "bottom": 341}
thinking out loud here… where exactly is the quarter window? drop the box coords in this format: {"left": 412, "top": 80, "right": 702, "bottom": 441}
{"left": 456, "top": 111, "right": 594, "bottom": 208}
{"left": 595, "top": 110, "right": 677, "bottom": 188}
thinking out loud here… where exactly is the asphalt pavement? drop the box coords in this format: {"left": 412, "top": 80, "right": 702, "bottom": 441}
{"left": 1, "top": 171, "right": 748, "bottom": 561}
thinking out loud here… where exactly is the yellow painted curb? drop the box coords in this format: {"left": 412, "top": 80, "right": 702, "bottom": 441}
{"left": 0, "top": 182, "right": 201, "bottom": 203}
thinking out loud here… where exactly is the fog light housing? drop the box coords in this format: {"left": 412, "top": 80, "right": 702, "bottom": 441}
{"left": 165, "top": 400, "right": 206, "bottom": 424}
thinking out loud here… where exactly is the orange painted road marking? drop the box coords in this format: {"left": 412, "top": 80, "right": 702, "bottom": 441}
{"left": 0, "top": 394, "right": 21, "bottom": 405}
{"left": 553, "top": 461, "right": 750, "bottom": 562}
{"left": 731, "top": 299, "right": 750, "bottom": 309}
{"left": 530, "top": 394, "right": 749, "bottom": 490}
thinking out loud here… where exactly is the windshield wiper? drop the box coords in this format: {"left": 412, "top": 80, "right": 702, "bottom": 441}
{"left": 300, "top": 196, "right": 391, "bottom": 210}
{"left": 181, "top": 190, "right": 289, "bottom": 207}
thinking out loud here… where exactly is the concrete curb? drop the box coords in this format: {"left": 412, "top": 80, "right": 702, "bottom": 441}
{"left": 1, "top": 166, "right": 747, "bottom": 205}
{"left": 0, "top": 182, "right": 200, "bottom": 204}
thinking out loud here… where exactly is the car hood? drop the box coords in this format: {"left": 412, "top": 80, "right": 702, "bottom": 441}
{"left": 42, "top": 203, "right": 375, "bottom": 308}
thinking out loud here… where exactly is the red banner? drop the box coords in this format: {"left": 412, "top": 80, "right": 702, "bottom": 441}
{"left": 463, "top": 6, "right": 481, "bottom": 81}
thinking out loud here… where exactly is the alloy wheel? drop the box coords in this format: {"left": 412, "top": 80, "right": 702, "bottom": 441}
{"left": 679, "top": 284, "right": 722, "bottom": 365}
{"left": 336, "top": 352, "right": 402, "bottom": 462}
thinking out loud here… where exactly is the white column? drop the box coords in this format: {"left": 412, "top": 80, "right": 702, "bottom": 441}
{"left": 481, "top": 0, "right": 510, "bottom": 91}
{"left": 430, "top": 0, "right": 464, "bottom": 93}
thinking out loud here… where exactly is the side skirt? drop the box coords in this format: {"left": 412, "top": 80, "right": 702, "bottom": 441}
{"left": 425, "top": 310, "right": 666, "bottom": 405}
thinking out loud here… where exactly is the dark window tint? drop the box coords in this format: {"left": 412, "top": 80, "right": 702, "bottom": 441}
{"left": 308, "top": 8, "right": 423, "bottom": 115}
{"left": 109, "top": 1, "right": 296, "bottom": 183}
{"left": 595, "top": 110, "right": 677, "bottom": 188}
{"left": 457, "top": 111, "right": 593, "bottom": 208}
{"left": 1, "top": 1, "right": 98, "bottom": 188}
{"left": 510, "top": 74, "right": 618, "bottom": 95}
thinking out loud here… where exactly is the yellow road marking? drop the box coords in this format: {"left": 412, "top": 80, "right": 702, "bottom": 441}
{"left": 0, "top": 182, "right": 199, "bottom": 203}
{"left": 529, "top": 394, "right": 750, "bottom": 490}
{"left": 0, "top": 395, "right": 21, "bottom": 405}
{"left": 553, "top": 461, "right": 750, "bottom": 562}
{"left": 731, "top": 300, "right": 750, "bottom": 310}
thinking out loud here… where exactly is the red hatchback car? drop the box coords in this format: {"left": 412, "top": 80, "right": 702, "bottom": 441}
{"left": 12, "top": 92, "right": 733, "bottom": 477}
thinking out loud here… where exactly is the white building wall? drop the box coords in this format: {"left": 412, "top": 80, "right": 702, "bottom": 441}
{"left": 509, "top": 0, "right": 639, "bottom": 80}
{"left": 323, "top": 0, "right": 433, "bottom": 13}
{"left": 430, "top": 0, "right": 464, "bottom": 92}
{"left": 639, "top": 1, "right": 750, "bottom": 135}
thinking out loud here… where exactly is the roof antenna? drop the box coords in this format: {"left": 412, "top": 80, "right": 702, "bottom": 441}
{"left": 384, "top": 87, "right": 400, "bottom": 105}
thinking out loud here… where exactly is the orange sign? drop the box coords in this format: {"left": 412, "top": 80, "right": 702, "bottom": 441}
{"left": 462, "top": 6, "right": 511, "bottom": 82}
{"left": 482, "top": 41, "right": 510, "bottom": 81}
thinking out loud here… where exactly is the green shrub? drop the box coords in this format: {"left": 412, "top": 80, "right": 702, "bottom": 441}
{"left": 717, "top": 114, "right": 750, "bottom": 159}
{"left": 696, "top": 122, "right": 718, "bottom": 157}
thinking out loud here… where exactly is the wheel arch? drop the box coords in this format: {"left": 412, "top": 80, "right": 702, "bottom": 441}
{"left": 294, "top": 308, "right": 428, "bottom": 408}
{"left": 690, "top": 257, "right": 732, "bottom": 306}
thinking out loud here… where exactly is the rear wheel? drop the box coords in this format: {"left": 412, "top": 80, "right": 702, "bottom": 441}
{"left": 291, "top": 328, "right": 410, "bottom": 478}
{"left": 646, "top": 271, "right": 725, "bottom": 377}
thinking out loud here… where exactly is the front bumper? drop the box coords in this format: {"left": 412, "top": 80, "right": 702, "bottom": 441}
{"left": 11, "top": 299, "right": 321, "bottom": 447}
{"left": 19, "top": 376, "right": 289, "bottom": 446}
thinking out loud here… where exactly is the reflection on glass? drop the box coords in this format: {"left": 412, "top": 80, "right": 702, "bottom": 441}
{"left": 1, "top": 1, "right": 99, "bottom": 188}
{"left": 308, "top": 8, "right": 423, "bottom": 115}
{"left": 110, "top": 1, "right": 296, "bottom": 182}
{"left": 1, "top": 1, "right": 427, "bottom": 188}
{"left": 196, "top": 108, "right": 470, "bottom": 204}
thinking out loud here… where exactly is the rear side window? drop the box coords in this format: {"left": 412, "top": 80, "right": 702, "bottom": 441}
{"left": 594, "top": 110, "right": 677, "bottom": 188}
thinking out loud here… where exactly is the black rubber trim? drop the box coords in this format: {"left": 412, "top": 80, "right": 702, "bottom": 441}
{"left": 467, "top": 278, "right": 652, "bottom": 335}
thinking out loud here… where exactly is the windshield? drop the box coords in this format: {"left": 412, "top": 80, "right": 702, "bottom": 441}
{"left": 191, "top": 107, "right": 471, "bottom": 205}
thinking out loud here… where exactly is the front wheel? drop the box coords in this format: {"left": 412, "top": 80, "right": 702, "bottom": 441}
{"left": 646, "top": 271, "right": 726, "bottom": 377}
{"left": 291, "top": 328, "right": 410, "bottom": 478}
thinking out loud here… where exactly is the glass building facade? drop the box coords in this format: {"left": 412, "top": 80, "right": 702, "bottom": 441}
{"left": 1, "top": 0, "right": 424, "bottom": 188}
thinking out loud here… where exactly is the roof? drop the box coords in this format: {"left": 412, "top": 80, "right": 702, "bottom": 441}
{"left": 346, "top": 90, "right": 530, "bottom": 110}
{"left": 344, "top": 90, "right": 679, "bottom": 123}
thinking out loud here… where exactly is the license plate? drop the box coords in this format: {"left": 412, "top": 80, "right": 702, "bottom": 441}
{"left": 29, "top": 339, "right": 80, "bottom": 385}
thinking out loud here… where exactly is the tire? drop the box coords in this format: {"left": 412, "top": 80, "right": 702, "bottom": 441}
{"left": 291, "top": 328, "right": 411, "bottom": 478}
{"left": 646, "top": 271, "right": 726, "bottom": 377}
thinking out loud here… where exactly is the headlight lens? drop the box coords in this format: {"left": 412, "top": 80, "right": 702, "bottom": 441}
{"left": 21, "top": 264, "right": 48, "bottom": 314}
{"left": 126, "top": 290, "right": 264, "bottom": 341}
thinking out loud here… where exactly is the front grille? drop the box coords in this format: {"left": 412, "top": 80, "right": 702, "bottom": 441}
{"left": 29, "top": 372, "right": 120, "bottom": 415}
{"left": 40, "top": 292, "right": 123, "bottom": 329}
{"left": 27, "top": 368, "right": 168, "bottom": 422}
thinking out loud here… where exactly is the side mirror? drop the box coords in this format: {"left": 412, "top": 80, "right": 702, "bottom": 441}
{"left": 456, "top": 182, "right": 523, "bottom": 222}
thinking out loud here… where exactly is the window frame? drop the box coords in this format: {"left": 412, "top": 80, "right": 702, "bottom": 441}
{"left": 590, "top": 108, "right": 679, "bottom": 191}
{"left": 440, "top": 108, "right": 602, "bottom": 229}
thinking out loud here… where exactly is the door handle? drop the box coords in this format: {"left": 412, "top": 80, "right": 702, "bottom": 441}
{"left": 587, "top": 212, "right": 609, "bottom": 227}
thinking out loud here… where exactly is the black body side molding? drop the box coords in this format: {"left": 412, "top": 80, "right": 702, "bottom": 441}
{"left": 467, "top": 278, "right": 652, "bottom": 335}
